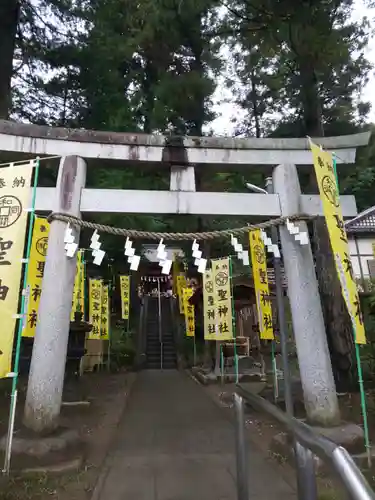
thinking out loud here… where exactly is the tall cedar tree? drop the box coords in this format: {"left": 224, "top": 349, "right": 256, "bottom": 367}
{"left": 0, "top": 0, "right": 19, "bottom": 118}
{"left": 227, "top": 0, "right": 371, "bottom": 388}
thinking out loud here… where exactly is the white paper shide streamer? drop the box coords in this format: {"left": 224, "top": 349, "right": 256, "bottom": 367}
{"left": 124, "top": 237, "right": 140, "bottom": 271}
{"left": 286, "top": 219, "right": 308, "bottom": 245}
{"left": 156, "top": 239, "right": 172, "bottom": 275}
{"left": 90, "top": 230, "right": 106, "bottom": 266}
{"left": 64, "top": 224, "right": 78, "bottom": 258}
{"left": 192, "top": 240, "right": 207, "bottom": 273}
{"left": 230, "top": 235, "right": 250, "bottom": 266}
{"left": 260, "top": 230, "right": 281, "bottom": 258}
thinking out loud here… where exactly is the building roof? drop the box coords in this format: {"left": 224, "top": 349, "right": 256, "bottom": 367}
{"left": 345, "top": 206, "right": 375, "bottom": 234}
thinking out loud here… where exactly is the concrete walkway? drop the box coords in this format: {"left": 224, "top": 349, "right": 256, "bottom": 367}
{"left": 94, "top": 371, "right": 296, "bottom": 500}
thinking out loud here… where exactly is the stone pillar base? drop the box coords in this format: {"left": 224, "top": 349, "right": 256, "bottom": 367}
{"left": 271, "top": 422, "right": 365, "bottom": 469}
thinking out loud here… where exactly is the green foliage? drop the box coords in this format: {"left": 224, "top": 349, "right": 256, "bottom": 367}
{"left": 109, "top": 327, "right": 136, "bottom": 371}
{"left": 226, "top": 0, "right": 372, "bottom": 137}
{"left": 342, "top": 125, "right": 375, "bottom": 211}
{"left": 2, "top": 0, "right": 374, "bottom": 235}
{"left": 14, "top": 0, "right": 222, "bottom": 134}
{"left": 355, "top": 285, "right": 375, "bottom": 381}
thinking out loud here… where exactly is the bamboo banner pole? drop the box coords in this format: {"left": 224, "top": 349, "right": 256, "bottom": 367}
{"left": 3, "top": 158, "right": 40, "bottom": 474}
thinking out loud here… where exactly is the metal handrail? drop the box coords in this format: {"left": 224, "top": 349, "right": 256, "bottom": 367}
{"left": 234, "top": 385, "right": 375, "bottom": 500}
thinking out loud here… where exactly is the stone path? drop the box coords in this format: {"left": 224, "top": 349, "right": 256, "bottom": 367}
{"left": 93, "top": 370, "right": 296, "bottom": 500}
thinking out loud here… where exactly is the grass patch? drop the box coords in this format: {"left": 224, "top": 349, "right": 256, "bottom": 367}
{"left": 0, "top": 469, "right": 91, "bottom": 500}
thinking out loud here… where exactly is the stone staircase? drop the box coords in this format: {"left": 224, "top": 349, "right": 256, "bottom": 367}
{"left": 146, "top": 297, "right": 177, "bottom": 369}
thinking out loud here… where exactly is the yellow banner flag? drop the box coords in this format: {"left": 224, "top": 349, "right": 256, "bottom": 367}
{"left": 0, "top": 164, "right": 33, "bottom": 377}
{"left": 101, "top": 285, "right": 110, "bottom": 339}
{"left": 89, "top": 279, "right": 102, "bottom": 339}
{"left": 310, "top": 140, "right": 366, "bottom": 344}
{"left": 183, "top": 287, "right": 195, "bottom": 337}
{"left": 249, "top": 229, "right": 274, "bottom": 340}
{"left": 172, "top": 256, "right": 179, "bottom": 295}
{"left": 212, "top": 258, "right": 233, "bottom": 340}
{"left": 203, "top": 269, "right": 216, "bottom": 340}
{"left": 23, "top": 217, "right": 50, "bottom": 337}
{"left": 176, "top": 275, "right": 186, "bottom": 314}
{"left": 71, "top": 250, "right": 85, "bottom": 321}
{"left": 120, "top": 275, "right": 130, "bottom": 319}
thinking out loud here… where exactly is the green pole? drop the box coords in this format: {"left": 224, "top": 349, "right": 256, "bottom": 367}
{"left": 332, "top": 154, "right": 371, "bottom": 468}
{"left": 229, "top": 256, "right": 239, "bottom": 384}
{"left": 332, "top": 153, "right": 371, "bottom": 467}
{"left": 220, "top": 343, "right": 224, "bottom": 386}
{"left": 271, "top": 341, "right": 278, "bottom": 403}
{"left": 3, "top": 157, "right": 40, "bottom": 474}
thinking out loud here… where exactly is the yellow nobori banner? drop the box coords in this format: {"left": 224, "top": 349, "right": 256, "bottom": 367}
{"left": 183, "top": 287, "right": 195, "bottom": 337}
{"left": 89, "top": 279, "right": 103, "bottom": 339}
{"left": 172, "top": 254, "right": 179, "bottom": 295}
{"left": 211, "top": 258, "right": 233, "bottom": 341}
{"left": 71, "top": 249, "right": 85, "bottom": 321}
{"left": 120, "top": 275, "right": 130, "bottom": 319}
{"left": 23, "top": 217, "right": 50, "bottom": 338}
{"left": 249, "top": 229, "right": 274, "bottom": 340}
{"left": 310, "top": 140, "right": 366, "bottom": 344}
{"left": 203, "top": 269, "right": 216, "bottom": 340}
{"left": 101, "top": 284, "right": 110, "bottom": 339}
{"left": 0, "top": 164, "right": 33, "bottom": 377}
{"left": 176, "top": 275, "right": 186, "bottom": 314}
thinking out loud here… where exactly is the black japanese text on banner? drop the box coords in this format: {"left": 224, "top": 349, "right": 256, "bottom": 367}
{"left": 183, "top": 287, "right": 195, "bottom": 337}
{"left": 120, "top": 275, "right": 130, "bottom": 320}
{"left": 0, "top": 165, "right": 33, "bottom": 377}
{"left": 212, "top": 258, "right": 233, "bottom": 341}
{"left": 310, "top": 140, "right": 365, "bottom": 344}
{"left": 71, "top": 250, "right": 85, "bottom": 321}
{"left": 249, "top": 229, "right": 274, "bottom": 340}
{"left": 23, "top": 217, "right": 50, "bottom": 338}
{"left": 89, "top": 279, "right": 103, "bottom": 339}
{"left": 203, "top": 269, "right": 216, "bottom": 340}
{"left": 101, "top": 284, "right": 110, "bottom": 339}
{"left": 176, "top": 275, "right": 187, "bottom": 314}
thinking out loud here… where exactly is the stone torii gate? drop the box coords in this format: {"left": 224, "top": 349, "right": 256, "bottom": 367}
{"left": 0, "top": 121, "right": 370, "bottom": 433}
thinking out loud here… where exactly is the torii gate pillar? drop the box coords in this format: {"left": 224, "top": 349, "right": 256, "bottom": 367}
{"left": 273, "top": 163, "right": 340, "bottom": 426}
{"left": 23, "top": 156, "right": 86, "bottom": 432}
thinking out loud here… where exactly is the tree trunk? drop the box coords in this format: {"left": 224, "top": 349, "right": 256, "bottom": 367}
{"left": 250, "top": 68, "right": 261, "bottom": 138}
{"left": 0, "top": 0, "right": 18, "bottom": 118}
{"left": 311, "top": 219, "right": 355, "bottom": 391}
{"left": 143, "top": 58, "right": 156, "bottom": 133}
{"left": 298, "top": 57, "right": 355, "bottom": 390}
{"left": 298, "top": 58, "right": 324, "bottom": 137}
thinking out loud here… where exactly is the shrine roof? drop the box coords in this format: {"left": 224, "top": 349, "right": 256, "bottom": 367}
{"left": 345, "top": 206, "right": 375, "bottom": 234}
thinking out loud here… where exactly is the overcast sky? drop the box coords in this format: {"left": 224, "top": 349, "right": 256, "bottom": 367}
{"left": 210, "top": 0, "right": 375, "bottom": 136}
